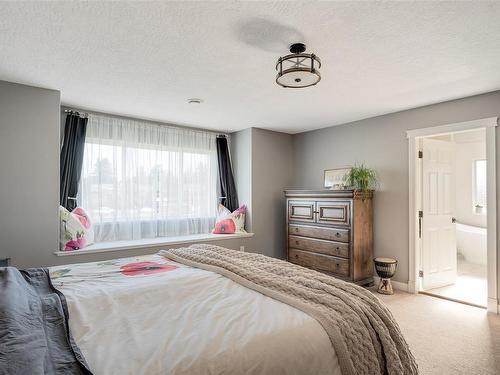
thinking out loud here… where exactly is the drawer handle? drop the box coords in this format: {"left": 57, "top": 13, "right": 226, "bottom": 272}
{"left": 336, "top": 247, "right": 340, "bottom": 250}
{"left": 294, "top": 228, "right": 299, "bottom": 232}
{"left": 294, "top": 254, "right": 299, "bottom": 259}
{"left": 335, "top": 232, "right": 341, "bottom": 237}
{"left": 295, "top": 240, "right": 299, "bottom": 245}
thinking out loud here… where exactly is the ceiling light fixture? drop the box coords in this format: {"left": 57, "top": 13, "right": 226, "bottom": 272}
{"left": 275, "top": 43, "right": 321, "bottom": 88}
{"left": 188, "top": 98, "right": 203, "bottom": 104}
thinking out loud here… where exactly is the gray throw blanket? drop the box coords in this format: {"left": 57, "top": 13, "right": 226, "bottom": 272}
{"left": 160, "top": 244, "right": 419, "bottom": 375}
{"left": 0, "top": 267, "right": 92, "bottom": 375}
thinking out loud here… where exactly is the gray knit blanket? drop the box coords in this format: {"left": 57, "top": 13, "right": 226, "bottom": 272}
{"left": 159, "top": 244, "right": 418, "bottom": 375}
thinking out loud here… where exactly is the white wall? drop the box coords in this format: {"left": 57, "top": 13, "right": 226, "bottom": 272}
{"left": 455, "top": 137, "right": 486, "bottom": 228}
{"left": 426, "top": 130, "right": 487, "bottom": 228}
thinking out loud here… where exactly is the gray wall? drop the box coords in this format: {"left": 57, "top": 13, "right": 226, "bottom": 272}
{"left": 0, "top": 81, "right": 60, "bottom": 268}
{"left": 231, "top": 128, "right": 293, "bottom": 259}
{"left": 0, "top": 82, "right": 253, "bottom": 269}
{"left": 292, "top": 90, "right": 500, "bottom": 284}
{"left": 2, "top": 78, "right": 498, "bottom": 290}
{"left": 251, "top": 128, "right": 293, "bottom": 259}
{"left": 231, "top": 128, "right": 253, "bottom": 232}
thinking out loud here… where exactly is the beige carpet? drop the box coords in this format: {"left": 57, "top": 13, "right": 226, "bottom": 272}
{"left": 375, "top": 290, "right": 500, "bottom": 375}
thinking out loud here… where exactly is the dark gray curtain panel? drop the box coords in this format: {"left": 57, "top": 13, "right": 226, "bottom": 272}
{"left": 216, "top": 135, "right": 239, "bottom": 212}
{"left": 60, "top": 112, "right": 88, "bottom": 211}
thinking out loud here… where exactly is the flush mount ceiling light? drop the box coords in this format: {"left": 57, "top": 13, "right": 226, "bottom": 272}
{"left": 275, "top": 43, "right": 321, "bottom": 88}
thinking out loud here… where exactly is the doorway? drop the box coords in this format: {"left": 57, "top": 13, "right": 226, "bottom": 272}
{"left": 419, "top": 130, "right": 486, "bottom": 307}
{"left": 407, "top": 117, "right": 498, "bottom": 312}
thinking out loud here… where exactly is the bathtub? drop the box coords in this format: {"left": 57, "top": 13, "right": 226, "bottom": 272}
{"left": 456, "top": 222, "right": 487, "bottom": 265}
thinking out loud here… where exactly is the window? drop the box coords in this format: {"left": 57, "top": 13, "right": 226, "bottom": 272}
{"left": 473, "top": 159, "right": 487, "bottom": 214}
{"left": 79, "top": 114, "right": 218, "bottom": 242}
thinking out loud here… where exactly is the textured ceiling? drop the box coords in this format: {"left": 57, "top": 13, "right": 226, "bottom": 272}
{"left": 1, "top": 1, "right": 500, "bottom": 134}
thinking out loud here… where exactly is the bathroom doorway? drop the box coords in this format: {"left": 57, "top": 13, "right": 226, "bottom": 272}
{"left": 418, "top": 130, "right": 487, "bottom": 307}
{"left": 407, "top": 117, "right": 498, "bottom": 312}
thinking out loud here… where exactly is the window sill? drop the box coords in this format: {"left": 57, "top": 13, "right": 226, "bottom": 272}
{"left": 53, "top": 232, "right": 254, "bottom": 257}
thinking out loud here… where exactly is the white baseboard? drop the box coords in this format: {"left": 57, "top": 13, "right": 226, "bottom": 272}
{"left": 373, "top": 276, "right": 409, "bottom": 293}
{"left": 407, "top": 279, "right": 418, "bottom": 294}
{"left": 487, "top": 298, "right": 499, "bottom": 313}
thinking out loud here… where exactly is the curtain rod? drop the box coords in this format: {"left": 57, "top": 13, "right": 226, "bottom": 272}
{"left": 64, "top": 109, "right": 89, "bottom": 118}
{"left": 63, "top": 107, "right": 229, "bottom": 137}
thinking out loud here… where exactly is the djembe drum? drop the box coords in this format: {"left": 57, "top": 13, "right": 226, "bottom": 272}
{"left": 374, "top": 257, "right": 397, "bottom": 295}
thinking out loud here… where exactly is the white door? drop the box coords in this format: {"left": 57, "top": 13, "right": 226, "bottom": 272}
{"left": 421, "top": 138, "right": 457, "bottom": 290}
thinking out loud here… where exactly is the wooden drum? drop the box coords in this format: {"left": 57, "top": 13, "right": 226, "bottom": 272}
{"left": 374, "top": 257, "right": 397, "bottom": 295}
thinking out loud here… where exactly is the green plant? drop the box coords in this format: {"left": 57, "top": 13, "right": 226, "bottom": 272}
{"left": 343, "top": 163, "right": 378, "bottom": 200}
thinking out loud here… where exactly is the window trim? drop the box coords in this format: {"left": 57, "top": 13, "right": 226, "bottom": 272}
{"left": 472, "top": 158, "right": 487, "bottom": 215}
{"left": 54, "top": 232, "right": 254, "bottom": 257}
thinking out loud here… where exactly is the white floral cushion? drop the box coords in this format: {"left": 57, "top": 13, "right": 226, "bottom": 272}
{"left": 212, "top": 204, "right": 247, "bottom": 234}
{"left": 59, "top": 206, "right": 94, "bottom": 251}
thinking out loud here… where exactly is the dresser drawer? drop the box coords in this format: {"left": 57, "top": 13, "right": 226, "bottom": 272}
{"left": 288, "top": 201, "right": 316, "bottom": 223}
{"left": 289, "top": 235, "right": 349, "bottom": 258}
{"left": 316, "top": 201, "right": 350, "bottom": 225}
{"left": 289, "top": 248, "right": 350, "bottom": 277}
{"left": 289, "top": 224, "right": 350, "bottom": 243}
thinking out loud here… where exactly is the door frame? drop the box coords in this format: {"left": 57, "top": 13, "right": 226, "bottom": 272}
{"left": 407, "top": 117, "right": 498, "bottom": 313}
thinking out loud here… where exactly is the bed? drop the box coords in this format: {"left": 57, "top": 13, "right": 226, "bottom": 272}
{"left": 1, "top": 244, "right": 418, "bottom": 375}
{"left": 49, "top": 253, "right": 340, "bottom": 375}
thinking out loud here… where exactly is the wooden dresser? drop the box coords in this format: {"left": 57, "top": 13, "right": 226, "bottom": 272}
{"left": 285, "top": 190, "right": 374, "bottom": 285}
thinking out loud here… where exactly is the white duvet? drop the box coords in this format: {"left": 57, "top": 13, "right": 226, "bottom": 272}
{"left": 50, "top": 254, "right": 340, "bottom": 375}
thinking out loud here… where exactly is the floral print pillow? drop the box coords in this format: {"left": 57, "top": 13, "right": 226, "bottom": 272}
{"left": 59, "top": 206, "right": 95, "bottom": 251}
{"left": 212, "top": 204, "right": 247, "bottom": 234}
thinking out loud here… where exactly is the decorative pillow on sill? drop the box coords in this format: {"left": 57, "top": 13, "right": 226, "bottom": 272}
{"left": 59, "top": 206, "right": 95, "bottom": 251}
{"left": 212, "top": 204, "right": 247, "bottom": 234}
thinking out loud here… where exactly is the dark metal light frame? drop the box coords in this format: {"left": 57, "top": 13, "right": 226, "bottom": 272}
{"left": 275, "top": 44, "right": 322, "bottom": 88}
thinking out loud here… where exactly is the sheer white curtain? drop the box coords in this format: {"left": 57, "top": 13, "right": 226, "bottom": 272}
{"left": 78, "top": 114, "right": 218, "bottom": 242}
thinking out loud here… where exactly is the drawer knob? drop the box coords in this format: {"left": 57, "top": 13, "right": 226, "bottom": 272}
{"left": 336, "top": 247, "right": 340, "bottom": 250}
{"left": 335, "top": 233, "right": 341, "bottom": 237}
{"left": 295, "top": 240, "right": 299, "bottom": 245}
{"left": 294, "top": 228, "right": 299, "bottom": 232}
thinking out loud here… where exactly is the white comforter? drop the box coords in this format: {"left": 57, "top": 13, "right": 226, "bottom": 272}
{"left": 50, "top": 254, "right": 340, "bottom": 375}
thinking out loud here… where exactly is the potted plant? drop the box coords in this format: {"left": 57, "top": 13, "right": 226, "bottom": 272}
{"left": 343, "top": 163, "right": 378, "bottom": 200}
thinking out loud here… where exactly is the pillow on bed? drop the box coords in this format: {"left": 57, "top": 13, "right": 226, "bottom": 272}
{"left": 212, "top": 204, "right": 247, "bottom": 234}
{"left": 59, "top": 206, "right": 95, "bottom": 251}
